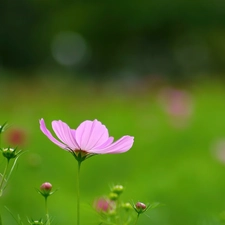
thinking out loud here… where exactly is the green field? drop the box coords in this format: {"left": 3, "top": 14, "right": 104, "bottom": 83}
{"left": 1, "top": 76, "right": 225, "bottom": 225}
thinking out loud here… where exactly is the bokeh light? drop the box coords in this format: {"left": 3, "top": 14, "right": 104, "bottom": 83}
{"left": 51, "top": 31, "right": 89, "bottom": 67}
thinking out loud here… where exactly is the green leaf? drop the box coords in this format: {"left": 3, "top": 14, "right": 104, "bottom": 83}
{"left": 0, "top": 122, "right": 8, "bottom": 133}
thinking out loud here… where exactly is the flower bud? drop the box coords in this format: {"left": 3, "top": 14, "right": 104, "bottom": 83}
{"left": 134, "top": 202, "right": 147, "bottom": 214}
{"left": 40, "top": 182, "right": 52, "bottom": 197}
{"left": 107, "top": 210, "right": 117, "bottom": 216}
{"left": 2, "top": 147, "right": 17, "bottom": 160}
{"left": 111, "top": 185, "right": 124, "bottom": 195}
{"left": 109, "top": 192, "right": 118, "bottom": 201}
{"left": 28, "top": 219, "right": 44, "bottom": 225}
{"left": 122, "top": 202, "right": 133, "bottom": 211}
{"left": 30, "top": 221, "right": 43, "bottom": 225}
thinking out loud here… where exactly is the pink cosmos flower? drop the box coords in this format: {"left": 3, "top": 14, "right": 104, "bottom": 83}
{"left": 39, "top": 119, "right": 134, "bottom": 161}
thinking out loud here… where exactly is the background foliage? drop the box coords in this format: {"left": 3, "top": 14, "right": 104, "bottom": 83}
{"left": 1, "top": 0, "right": 225, "bottom": 80}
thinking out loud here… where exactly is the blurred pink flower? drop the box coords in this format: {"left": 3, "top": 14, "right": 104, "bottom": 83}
{"left": 94, "top": 198, "right": 114, "bottom": 212}
{"left": 211, "top": 139, "right": 225, "bottom": 164}
{"left": 5, "top": 128, "right": 27, "bottom": 147}
{"left": 159, "top": 87, "right": 193, "bottom": 127}
{"left": 39, "top": 119, "right": 134, "bottom": 159}
{"left": 160, "top": 88, "right": 192, "bottom": 117}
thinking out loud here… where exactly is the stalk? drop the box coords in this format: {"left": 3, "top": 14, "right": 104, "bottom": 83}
{"left": 0, "top": 159, "right": 9, "bottom": 197}
{"left": 45, "top": 197, "right": 50, "bottom": 225}
{"left": 77, "top": 161, "right": 81, "bottom": 225}
{"left": 133, "top": 214, "right": 139, "bottom": 225}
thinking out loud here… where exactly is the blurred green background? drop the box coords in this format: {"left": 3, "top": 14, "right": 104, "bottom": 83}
{"left": 1, "top": 0, "right": 225, "bottom": 225}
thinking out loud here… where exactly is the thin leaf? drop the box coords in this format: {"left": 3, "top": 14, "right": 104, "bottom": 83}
{"left": 4, "top": 151, "right": 27, "bottom": 190}
{"left": 4, "top": 206, "right": 24, "bottom": 225}
{"left": 0, "top": 122, "right": 8, "bottom": 133}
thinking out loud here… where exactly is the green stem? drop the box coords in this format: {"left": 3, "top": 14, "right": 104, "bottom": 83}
{"left": 45, "top": 197, "right": 50, "bottom": 225}
{"left": 0, "top": 159, "right": 9, "bottom": 197}
{"left": 77, "top": 161, "right": 81, "bottom": 225}
{"left": 133, "top": 214, "right": 140, "bottom": 225}
{"left": 0, "top": 133, "right": 2, "bottom": 149}
{"left": 115, "top": 199, "right": 121, "bottom": 225}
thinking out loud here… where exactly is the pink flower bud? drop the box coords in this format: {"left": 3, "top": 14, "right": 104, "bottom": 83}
{"left": 40, "top": 182, "right": 52, "bottom": 196}
{"left": 134, "top": 202, "right": 147, "bottom": 214}
{"left": 136, "top": 202, "right": 146, "bottom": 210}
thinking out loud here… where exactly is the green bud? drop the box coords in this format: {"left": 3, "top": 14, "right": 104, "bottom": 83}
{"left": 107, "top": 210, "right": 117, "bottom": 216}
{"left": 109, "top": 192, "right": 118, "bottom": 201}
{"left": 122, "top": 202, "right": 133, "bottom": 211}
{"left": 28, "top": 219, "right": 44, "bottom": 225}
{"left": 111, "top": 185, "right": 124, "bottom": 195}
{"left": 30, "top": 221, "right": 44, "bottom": 225}
{"left": 2, "top": 147, "right": 18, "bottom": 160}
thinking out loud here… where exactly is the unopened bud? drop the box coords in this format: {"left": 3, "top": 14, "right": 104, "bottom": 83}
{"left": 107, "top": 210, "right": 116, "bottom": 216}
{"left": 122, "top": 202, "right": 133, "bottom": 211}
{"left": 109, "top": 192, "right": 118, "bottom": 201}
{"left": 40, "top": 182, "right": 52, "bottom": 197}
{"left": 30, "top": 221, "right": 43, "bottom": 225}
{"left": 2, "top": 147, "right": 17, "bottom": 160}
{"left": 134, "top": 202, "right": 147, "bottom": 214}
{"left": 28, "top": 219, "right": 44, "bottom": 225}
{"left": 111, "top": 185, "right": 124, "bottom": 195}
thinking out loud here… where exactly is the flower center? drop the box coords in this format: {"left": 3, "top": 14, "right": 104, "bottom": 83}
{"left": 74, "top": 149, "right": 88, "bottom": 157}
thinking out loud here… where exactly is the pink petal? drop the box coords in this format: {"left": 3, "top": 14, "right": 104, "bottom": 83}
{"left": 52, "top": 120, "right": 80, "bottom": 150}
{"left": 94, "top": 137, "right": 114, "bottom": 149}
{"left": 75, "top": 120, "right": 109, "bottom": 151}
{"left": 39, "top": 119, "right": 67, "bottom": 149}
{"left": 91, "top": 136, "right": 134, "bottom": 154}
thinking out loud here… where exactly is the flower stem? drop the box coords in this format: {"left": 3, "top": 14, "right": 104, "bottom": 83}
{"left": 77, "top": 161, "right": 81, "bottom": 225}
{"left": 0, "top": 133, "right": 2, "bottom": 149}
{"left": 45, "top": 197, "right": 51, "bottom": 225}
{"left": 0, "top": 159, "right": 9, "bottom": 197}
{"left": 133, "top": 214, "right": 140, "bottom": 225}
